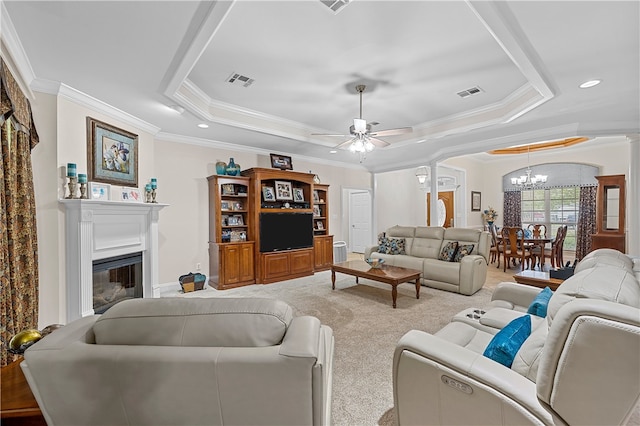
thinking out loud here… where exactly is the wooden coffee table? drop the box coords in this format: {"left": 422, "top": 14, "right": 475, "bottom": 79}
{"left": 513, "top": 270, "right": 563, "bottom": 291}
{"left": 331, "top": 260, "right": 422, "bottom": 308}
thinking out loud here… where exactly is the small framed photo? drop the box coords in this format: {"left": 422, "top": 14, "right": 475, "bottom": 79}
{"left": 222, "top": 215, "right": 229, "bottom": 226}
{"left": 313, "top": 205, "right": 321, "bottom": 217}
{"left": 220, "top": 201, "right": 231, "bottom": 210}
{"left": 227, "top": 215, "right": 244, "bottom": 226}
{"left": 316, "top": 221, "right": 324, "bottom": 230}
{"left": 88, "top": 182, "right": 111, "bottom": 200}
{"left": 293, "top": 188, "right": 304, "bottom": 202}
{"left": 233, "top": 201, "right": 243, "bottom": 211}
{"left": 313, "top": 190, "right": 320, "bottom": 203}
{"left": 471, "top": 191, "right": 481, "bottom": 211}
{"left": 121, "top": 187, "right": 142, "bottom": 202}
{"left": 222, "top": 184, "right": 235, "bottom": 195}
{"left": 270, "top": 153, "right": 293, "bottom": 170}
{"left": 275, "top": 180, "right": 293, "bottom": 200}
{"left": 262, "top": 186, "right": 275, "bottom": 202}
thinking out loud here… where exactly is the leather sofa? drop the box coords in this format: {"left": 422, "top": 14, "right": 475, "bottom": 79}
{"left": 393, "top": 248, "right": 640, "bottom": 425}
{"left": 21, "top": 297, "right": 334, "bottom": 426}
{"left": 364, "top": 226, "right": 491, "bottom": 295}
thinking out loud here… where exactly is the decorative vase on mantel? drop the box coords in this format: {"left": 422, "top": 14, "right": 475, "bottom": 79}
{"left": 487, "top": 221, "right": 494, "bottom": 228}
{"left": 225, "top": 157, "right": 241, "bottom": 176}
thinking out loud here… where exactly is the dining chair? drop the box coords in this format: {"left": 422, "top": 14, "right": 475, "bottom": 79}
{"left": 544, "top": 225, "right": 568, "bottom": 268}
{"left": 500, "top": 226, "right": 532, "bottom": 272}
{"left": 527, "top": 223, "right": 547, "bottom": 238}
{"left": 488, "top": 225, "right": 499, "bottom": 266}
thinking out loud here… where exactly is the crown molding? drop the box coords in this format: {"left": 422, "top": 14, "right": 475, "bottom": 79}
{"left": 31, "top": 79, "right": 161, "bottom": 135}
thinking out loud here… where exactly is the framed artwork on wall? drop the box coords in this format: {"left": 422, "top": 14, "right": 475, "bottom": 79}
{"left": 275, "top": 180, "right": 293, "bottom": 200}
{"left": 87, "top": 117, "right": 138, "bottom": 187}
{"left": 471, "top": 191, "right": 481, "bottom": 211}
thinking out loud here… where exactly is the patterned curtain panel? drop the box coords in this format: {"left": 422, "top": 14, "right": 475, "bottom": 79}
{"left": 576, "top": 185, "right": 597, "bottom": 260}
{"left": 1, "top": 59, "right": 40, "bottom": 366}
{"left": 503, "top": 191, "right": 522, "bottom": 227}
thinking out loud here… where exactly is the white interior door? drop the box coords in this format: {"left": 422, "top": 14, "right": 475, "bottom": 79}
{"left": 349, "top": 190, "right": 372, "bottom": 253}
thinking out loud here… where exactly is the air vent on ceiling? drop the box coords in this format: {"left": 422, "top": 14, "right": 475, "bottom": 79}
{"left": 456, "top": 86, "right": 483, "bottom": 98}
{"left": 320, "top": 0, "right": 350, "bottom": 14}
{"left": 227, "top": 73, "right": 254, "bottom": 88}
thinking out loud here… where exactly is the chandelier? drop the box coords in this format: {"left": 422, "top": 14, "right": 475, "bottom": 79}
{"left": 511, "top": 146, "right": 547, "bottom": 189}
{"left": 348, "top": 133, "right": 374, "bottom": 162}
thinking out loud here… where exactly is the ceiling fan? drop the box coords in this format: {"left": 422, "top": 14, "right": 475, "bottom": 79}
{"left": 313, "top": 85, "right": 412, "bottom": 154}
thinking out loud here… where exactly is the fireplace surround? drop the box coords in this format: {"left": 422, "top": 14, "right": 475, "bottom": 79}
{"left": 61, "top": 200, "right": 167, "bottom": 321}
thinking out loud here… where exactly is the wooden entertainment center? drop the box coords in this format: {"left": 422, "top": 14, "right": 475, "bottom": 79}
{"left": 208, "top": 168, "right": 332, "bottom": 289}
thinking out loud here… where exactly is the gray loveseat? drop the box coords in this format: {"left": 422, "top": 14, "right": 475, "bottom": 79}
{"left": 22, "top": 298, "right": 334, "bottom": 426}
{"left": 364, "top": 226, "right": 491, "bottom": 295}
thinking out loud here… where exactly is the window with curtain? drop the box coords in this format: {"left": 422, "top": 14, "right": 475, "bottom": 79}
{"left": 520, "top": 187, "right": 580, "bottom": 250}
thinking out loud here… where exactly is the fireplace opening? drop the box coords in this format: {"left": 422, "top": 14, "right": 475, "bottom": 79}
{"left": 92, "top": 252, "right": 143, "bottom": 314}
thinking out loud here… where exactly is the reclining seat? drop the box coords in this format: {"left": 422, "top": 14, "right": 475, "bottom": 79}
{"left": 21, "top": 298, "right": 334, "bottom": 426}
{"left": 393, "top": 264, "right": 640, "bottom": 425}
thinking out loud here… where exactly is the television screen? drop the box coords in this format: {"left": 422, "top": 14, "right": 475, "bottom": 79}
{"left": 260, "top": 212, "right": 313, "bottom": 252}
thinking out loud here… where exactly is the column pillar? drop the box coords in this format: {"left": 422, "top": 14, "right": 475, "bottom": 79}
{"left": 627, "top": 134, "right": 640, "bottom": 255}
{"left": 429, "top": 161, "right": 439, "bottom": 226}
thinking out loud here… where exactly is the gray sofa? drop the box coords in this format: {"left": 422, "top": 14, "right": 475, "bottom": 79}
{"left": 393, "top": 248, "right": 640, "bottom": 425}
{"left": 364, "top": 226, "right": 491, "bottom": 295}
{"left": 21, "top": 298, "right": 334, "bottom": 426}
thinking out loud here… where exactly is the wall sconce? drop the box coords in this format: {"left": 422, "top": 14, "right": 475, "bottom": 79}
{"left": 415, "top": 166, "right": 429, "bottom": 184}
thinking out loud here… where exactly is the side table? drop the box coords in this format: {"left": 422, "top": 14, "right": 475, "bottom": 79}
{"left": 1, "top": 358, "right": 46, "bottom": 426}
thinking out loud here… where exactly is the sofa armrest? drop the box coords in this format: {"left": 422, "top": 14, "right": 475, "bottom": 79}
{"left": 279, "top": 316, "right": 321, "bottom": 358}
{"left": 363, "top": 245, "right": 378, "bottom": 259}
{"left": 393, "top": 330, "right": 555, "bottom": 425}
{"left": 458, "top": 255, "right": 487, "bottom": 295}
{"left": 489, "top": 282, "right": 542, "bottom": 310}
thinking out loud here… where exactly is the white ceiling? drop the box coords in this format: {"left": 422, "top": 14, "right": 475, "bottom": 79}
{"left": 3, "top": 1, "right": 639, "bottom": 173}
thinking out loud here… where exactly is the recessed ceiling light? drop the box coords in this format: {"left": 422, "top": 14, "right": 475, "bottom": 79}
{"left": 416, "top": 139, "right": 426, "bottom": 144}
{"left": 329, "top": 150, "right": 337, "bottom": 154}
{"left": 168, "top": 105, "right": 185, "bottom": 114}
{"left": 579, "top": 79, "right": 601, "bottom": 89}
{"left": 197, "top": 123, "right": 209, "bottom": 128}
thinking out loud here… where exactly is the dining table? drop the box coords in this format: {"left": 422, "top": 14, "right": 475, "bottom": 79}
{"left": 496, "top": 233, "right": 555, "bottom": 270}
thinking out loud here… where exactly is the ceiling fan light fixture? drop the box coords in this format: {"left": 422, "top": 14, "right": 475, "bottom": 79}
{"left": 354, "top": 118, "right": 367, "bottom": 133}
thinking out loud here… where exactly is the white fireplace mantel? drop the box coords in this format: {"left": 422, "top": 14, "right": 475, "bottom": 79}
{"left": 60, "top": 199, "right": 168, "bottom": 322}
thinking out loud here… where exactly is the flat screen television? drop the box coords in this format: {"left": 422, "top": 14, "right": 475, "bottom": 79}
{"left": 260, "top": 212, "right": 313, "bottom": 252}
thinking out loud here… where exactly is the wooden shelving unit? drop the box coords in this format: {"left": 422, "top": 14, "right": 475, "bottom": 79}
{"left": 207, "top": 175, "right": 255, "bottom": 289}
{"left": 240, "top": 168, "right": 333, "bottom": 283}
{"left": 312, "top": 184, "right": 333, "bottom": 270}
{"left": 591, "top": 174, "right": 626, "bottom": 253}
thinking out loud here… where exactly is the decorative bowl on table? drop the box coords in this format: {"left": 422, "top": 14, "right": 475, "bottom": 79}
{"left": 365, "top": 258, "right": 385, "bottom": 269}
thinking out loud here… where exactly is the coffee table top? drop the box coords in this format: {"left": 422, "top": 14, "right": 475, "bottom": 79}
{"left": 513, "top": 270, "right": 563, "bottom": 290}
{"left": 332, "top": 260, "right": 421, "bottom": 283}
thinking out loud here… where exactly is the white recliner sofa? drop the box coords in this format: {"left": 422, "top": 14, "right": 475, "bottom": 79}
{"left": 393, "top": 249, "right": 640, "bottom": 425}
{"left": 21, "top": 298, "right": 334, "bottom": 426}
{"left": 364, "top": 226, "right": 491, "bottom": 295}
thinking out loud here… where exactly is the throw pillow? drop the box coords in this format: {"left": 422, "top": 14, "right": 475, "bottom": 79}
{"left": 483, "top": 315, "right": 532, "bottom": 368}
{"left": 527, "top": 286, "right": 553, "bottom": 317}
{"left": 438, "top": 241, "right": 458, "bottom": 262}
{"left": 378, "top": 237, "right": 406, "bottom": 255}
{"left": 453, "top": 243, "right": 475, "bottom": 262}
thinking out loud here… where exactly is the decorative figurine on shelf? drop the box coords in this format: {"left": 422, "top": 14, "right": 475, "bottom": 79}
{"left": 78, "top": 173, "right": 88, "bottom": 199}
{"left": 65, "top": 162, "right": 79, "bottom": 199}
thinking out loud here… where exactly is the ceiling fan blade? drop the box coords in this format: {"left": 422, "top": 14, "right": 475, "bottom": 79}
{"left": 368, "top": 137, "right": 390, "bottom": 148}
{"left": 335, "top": 138, "right": 357, "bottom": 149}
{"left": 369, "top": 127, "right": 413, "bottom": 137}
{"left": 311, "top": 133, "right": 349, "bottom": 137}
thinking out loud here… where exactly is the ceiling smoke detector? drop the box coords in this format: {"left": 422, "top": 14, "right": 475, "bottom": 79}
{"left": 456, "top": 86, "right": 483, "bottom": 99}
{"left": 227, "top": 73, "right": 254, "bottom": 88}
{"left": 319, "top": 0, "right": 350, "bottom": 14}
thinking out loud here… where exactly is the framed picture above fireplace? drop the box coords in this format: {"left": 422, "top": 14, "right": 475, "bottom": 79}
{"left": 87, "top": 117, "right": 138, "bottom": 187}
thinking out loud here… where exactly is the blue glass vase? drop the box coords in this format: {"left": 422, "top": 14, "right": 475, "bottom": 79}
{"left": 216, "top": 161, "right": 227, "bottom": 175}
{"left": 226, "top": 158, "right": 240, "bottom": 176}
